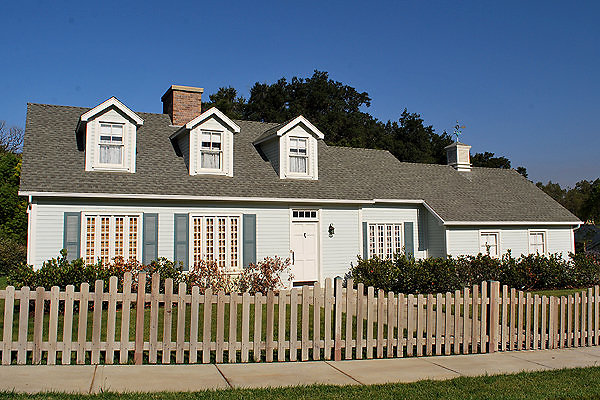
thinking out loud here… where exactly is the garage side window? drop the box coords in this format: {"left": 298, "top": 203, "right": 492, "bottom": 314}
{"left": 480, "top": 232, "right": 499, "bottom": 257}
{"left": 529, "top": 231, "right": 546, "bottom": 254}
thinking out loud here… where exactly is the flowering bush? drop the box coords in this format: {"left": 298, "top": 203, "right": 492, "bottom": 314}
{"left": 7, "top": 251, "right": 293, "bottom": 295}
{"left": 237, "top": 256, "right": 293, "bottom": 294}
{"left": 184, "top": 259, "right": 236, "bottom": 294}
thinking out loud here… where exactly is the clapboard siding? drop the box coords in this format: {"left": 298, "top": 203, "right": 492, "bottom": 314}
{"left": 426, "top": 212, "right": 446, "bottom": 258}
{"left": 321, "top": 207, "right": 360, "bottom": 279}
{"left": 260, "top": 138, "right": 280, "bottom": 176}
{"left": 176, "top": 131, "right": 190, "bottom": 170}
{"left": 446, "top": 226, "right": 575, "bottom": 258}
{"left": 547, "top": 228, "right": 575, "bottom": 254}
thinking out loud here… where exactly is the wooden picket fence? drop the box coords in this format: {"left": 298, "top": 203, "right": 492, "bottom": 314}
{"left": 1, "top": 273, "right": 600, "bottom": 365}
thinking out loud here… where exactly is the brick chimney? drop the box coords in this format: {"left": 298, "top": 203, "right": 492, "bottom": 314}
{"left": 161, "top": 85, "right": 204, "bottom": 126}
{"left": 445, "top": 141, "right": 472, "bottom": 172}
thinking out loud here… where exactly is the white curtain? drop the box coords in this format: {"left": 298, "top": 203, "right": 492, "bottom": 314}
{"left": 290, "top": 156, "right": 307, "bottom": 173}
{"left": 99, "top": 145, "right": 122, "bottom": 164}
{"left": 201, "top": 152, "right": 221, "bottom": 169}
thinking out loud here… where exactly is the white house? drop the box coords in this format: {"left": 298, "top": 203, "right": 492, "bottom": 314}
{"left": 19, "top": 85, "right": 581, "bottom": 284}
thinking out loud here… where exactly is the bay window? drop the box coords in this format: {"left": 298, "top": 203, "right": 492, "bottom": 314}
{"left": 84, "top": 214, "right": 140, "bottom": 265}
{"left": 192, "top": 216, "right": 240, "bottom": 270}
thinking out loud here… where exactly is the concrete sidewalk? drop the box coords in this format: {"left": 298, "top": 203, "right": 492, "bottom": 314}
{"left": 1, "top": 347, "right": 600, "bottom": 394}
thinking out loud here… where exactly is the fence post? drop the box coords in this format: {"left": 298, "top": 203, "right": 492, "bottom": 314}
{"left": 333, "top": 277, "right": 343, "bottom": 361}
{"left": 134, "top": 273, "right": 146, "bottom": 365}
{"left": 489, "top": 281, "right": 500, "bottom": 353}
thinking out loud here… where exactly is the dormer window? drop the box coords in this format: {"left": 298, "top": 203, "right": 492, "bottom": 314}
{"left": 252, "top": 115, "right": 324, "bottom": 181}
{"left": 289, "top": 137, "right": 308, "bottom": 174}
{"left": 200, "top": 131, "right": 222, "bottom": 170}
{"left": 78, "top": 97, "right": 143, "bottom": 174}
{"left": 169, "top": 107, "right": 240, "bottom": 177}
{"left": 99, "top": 123, "right": 124, "bottom": 166}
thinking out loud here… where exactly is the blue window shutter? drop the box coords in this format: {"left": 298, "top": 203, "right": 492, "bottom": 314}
{"left": 173, "top": 214, "right": 189, "bottom": 271}
{"left": 143, "top": 213, "right": 159, "bottom": 265}
{"left": 362, "top": 221, "right": 368, "bottom": 259}
{"left": 404, "top": 222, "right": 414, "bottom": 258}
{"left": 242, "top": 214, "right": 256, "bottom": 268}
{"left": 63, "top": 212, "right": 81, "bottom": 261}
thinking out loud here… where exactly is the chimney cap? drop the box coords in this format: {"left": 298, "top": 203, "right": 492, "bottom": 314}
{"left": 161, "top": 85, "right": 204, "bottom": 101}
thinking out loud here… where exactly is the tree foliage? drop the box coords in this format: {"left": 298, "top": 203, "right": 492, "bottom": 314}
{"left": 0, "top": 151, "right": 27, "bottom": 242}
{"left": 536, "top": 179, "right": 600, "bottom": 223}
{"left": 202, "top": 70, "right": 523, "bottom": 168}
{"left": 0, "top": 121, "right": 24, "bottom": 153}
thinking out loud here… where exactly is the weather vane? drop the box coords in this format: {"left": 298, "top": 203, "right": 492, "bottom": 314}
{"left": 453, "top": 121, "right": 466, "bottom": 142}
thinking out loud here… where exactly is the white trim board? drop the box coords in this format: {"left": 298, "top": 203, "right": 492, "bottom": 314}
{"left": 19, "top": 190, "right": 581, "bottom": 226}
{"left": 78, "top": 97, "right": 144, "bottom": 129}
{"left": 444, "top": 221, "right": 580, "bottom": 226}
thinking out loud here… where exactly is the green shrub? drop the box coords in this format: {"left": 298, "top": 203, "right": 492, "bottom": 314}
{"left": 0, "top": 235, "right": 26, "bottom": 275}
{"left": 348, "top": 252, "right": 600, "bottom": 293}
{"left": 346, "top": 256, "right": 399, "bottom": 292}
{"left": 569, "top": 252, "right": 600, "bottom": 287}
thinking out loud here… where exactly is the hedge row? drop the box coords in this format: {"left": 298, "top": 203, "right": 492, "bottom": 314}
{"left": 347, "top": 251, "right": 600, "bottom": 294}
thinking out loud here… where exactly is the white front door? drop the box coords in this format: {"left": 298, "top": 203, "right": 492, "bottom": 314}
{"left": 290, "top": 222, "right": 319, "bottom": 282}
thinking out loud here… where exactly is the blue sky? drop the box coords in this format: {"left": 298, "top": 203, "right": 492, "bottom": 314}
{"left": 1, "top": 0, "right": 598, "bottom": 186}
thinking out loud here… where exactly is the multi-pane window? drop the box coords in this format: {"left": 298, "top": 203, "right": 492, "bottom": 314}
{"left": 99, "top": 123, "right": 124, "bottom": 165}
{"left": 200, "top": 131, "right": 222, "bottom": 169}
{"left": 191, "top": 216, "right": 240, "bottom": 270}
{"left": 292, "top": 210, "right": 317, "bottom": 220}
{"left": 289, "top": 137, "right": 308, "bottom": 173}
{"left": 84, "top": 215, "right": 140, "bottom": 265}
{"left": 480, "top": 232, "right": 499, "bottom": 257}
{"left": 529, "top": 232, "right": 546, "bottom": 254}
{"left": 368, "top": 223, "right": 403, "bottom": 259}
{"left": 85, "top": 216, "right": 96, "bottom": 265}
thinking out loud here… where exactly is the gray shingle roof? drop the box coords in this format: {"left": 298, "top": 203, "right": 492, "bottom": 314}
{"left": 20, "top": 103, "right": 580, "bottom": 224}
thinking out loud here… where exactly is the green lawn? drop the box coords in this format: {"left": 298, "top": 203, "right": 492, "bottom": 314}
{"left": 2, "top": 367, "right": 600, "bottom": 399}
{"left": 529, "top": 288, "right": 588, "bottom": 297}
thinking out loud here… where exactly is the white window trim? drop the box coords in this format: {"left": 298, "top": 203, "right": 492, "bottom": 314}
{"left": 280, "top": 133, "right": 318, "bottom": 181}
{"left": 198, "top": 130, "right": 224, "bottom": 172}
{"left": 288, "top": 137, "right": 309, "bottom": 176}
{"left": 96, "top": 122, "right": 126, "bottom": 170}
{"left": 367, "top": 222, "right": 403, "bottom": 259}
{"left": 188, "top": 214, "right": 242, "bottom": 273}
{"left": 80, "top": 212, "right": 142, "bottom": 264}
{"left": 528, "top": 229, "right": 548, "bottom": 255}
{"left": 479, "top": 231, "right": 501, "bottom": 257}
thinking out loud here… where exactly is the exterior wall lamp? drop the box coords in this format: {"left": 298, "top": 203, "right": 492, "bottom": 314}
{"left": 328, "top": 223, "right": 335, "bottom": 238}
